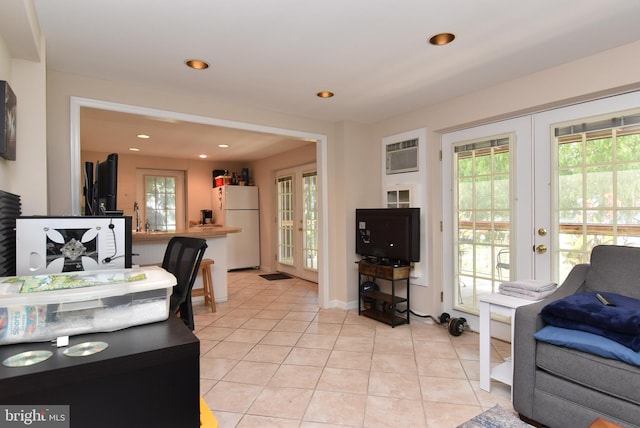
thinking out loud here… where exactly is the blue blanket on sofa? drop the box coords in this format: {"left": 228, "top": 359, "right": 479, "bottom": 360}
{"left": 541, "top": 291, "right": 640, "bottom": 351}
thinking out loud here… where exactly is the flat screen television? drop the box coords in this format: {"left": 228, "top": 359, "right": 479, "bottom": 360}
{"left": 355, "top": 208, "right": 420, "bottom": 265}
{"left": 84, "top": 153, "right": 119, "bottom": 215}
{"left": 96, "top": 153, "right": 118, "bottom": 213}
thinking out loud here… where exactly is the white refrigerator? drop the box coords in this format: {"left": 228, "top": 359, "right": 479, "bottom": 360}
{"left": 212, "top": 185, "right": 260, "bottom": 270}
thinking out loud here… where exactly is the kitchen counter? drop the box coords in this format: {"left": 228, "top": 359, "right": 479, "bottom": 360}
{"left": 131, "top": 225, "right": 241, "bottom": 242}
{"left": 131, "top": 226, "right": 242, "bottom": 303}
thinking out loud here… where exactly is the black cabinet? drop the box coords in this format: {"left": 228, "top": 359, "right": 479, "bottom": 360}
{"left": 0, "top": 316, "right": 200, "bottom": 428}
{"left": 358, "top": 260, "right": 410, "bottom": 327}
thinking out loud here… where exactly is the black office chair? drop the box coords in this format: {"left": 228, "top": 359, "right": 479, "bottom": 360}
{"left": 162, "top": 236, "right": 208, "bottom": 330}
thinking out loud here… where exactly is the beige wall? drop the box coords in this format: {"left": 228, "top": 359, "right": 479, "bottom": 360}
{"left": 338, "top": 122, "right": 378, "bottom": 306}
{"left": 0, "top": 4, "right": 47, "bottom": 215}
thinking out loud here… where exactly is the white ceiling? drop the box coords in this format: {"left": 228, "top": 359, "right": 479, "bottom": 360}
{"left": 79, "top": 107, "right": 313, "bottom": 162}
{"left": 31, "top": 0, "right": 640, "bottom": 161}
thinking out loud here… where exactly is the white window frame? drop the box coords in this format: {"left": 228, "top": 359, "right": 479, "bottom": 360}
{"left": 136, "top": 168, "right": 185, "bottom": 231}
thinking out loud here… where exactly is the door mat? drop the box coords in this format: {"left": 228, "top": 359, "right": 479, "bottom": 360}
{"left": 457, "top": 405, "right": 534, "bottom": 428}
{"left": 259, "top": 273, "right": 292, "bottom": 281}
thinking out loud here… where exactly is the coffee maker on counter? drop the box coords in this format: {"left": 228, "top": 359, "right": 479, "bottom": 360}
{"left": 201, "top": 209, "right": 213, "bottom": 225}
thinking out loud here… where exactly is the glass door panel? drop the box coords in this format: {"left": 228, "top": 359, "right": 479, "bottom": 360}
{"left": 455, "top": 137, "right": 512, "bottom": 311}
{"left": 276, "top": 164, "right": 318, "bottom": 282}
{"left": 277, "top": 175, "right": 294, "bottom": 265}
{"left": 534, "top": 91, "right": 640, "bottom": 282}
{"left": 554, "top": 115, "right": 640, "bottom": 281}
{"left": 303, "top": 171, "right": 318, "bottom": 270}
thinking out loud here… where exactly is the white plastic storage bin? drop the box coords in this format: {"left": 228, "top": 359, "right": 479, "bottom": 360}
{"left": 0, "top": 266, "right": 175, "bottom": 345}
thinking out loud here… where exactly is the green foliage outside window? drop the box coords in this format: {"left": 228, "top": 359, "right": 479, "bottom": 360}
{"left": 557, "top": 129, "right": 640, "bottom": 279}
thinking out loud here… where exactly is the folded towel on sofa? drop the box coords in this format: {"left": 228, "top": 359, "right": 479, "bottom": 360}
{"left": 541, "top": 291, "right": 640, "bottom": 351}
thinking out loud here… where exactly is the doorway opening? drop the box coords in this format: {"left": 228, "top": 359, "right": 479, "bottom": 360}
{"left": 69, "top": 97, "right": 329, "bottom": 307}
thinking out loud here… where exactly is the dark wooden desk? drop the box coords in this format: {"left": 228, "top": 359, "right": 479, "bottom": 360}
{"left": 0, "top": 315, "right": 200, "bottom": 428}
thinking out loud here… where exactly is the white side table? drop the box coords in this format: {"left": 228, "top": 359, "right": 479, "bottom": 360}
{"left": 479, "top": 293, "right": 537, "bottom": 392}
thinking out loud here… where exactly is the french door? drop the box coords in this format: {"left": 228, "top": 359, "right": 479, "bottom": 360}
{"left": 443, "top": 116, "right": 536, "bottom": 321}
{"left": 443, "top": 91, "right": 640, "bottom": 328}
{"left": 276, "top": 163, "right": 318, "bottom": 282}
{"left": 534, "top": 92, "right": 640, "bottom": 281}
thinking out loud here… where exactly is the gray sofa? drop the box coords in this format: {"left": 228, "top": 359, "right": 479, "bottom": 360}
{"left": 513, "top": 245, "right": 640, "bottom": 428}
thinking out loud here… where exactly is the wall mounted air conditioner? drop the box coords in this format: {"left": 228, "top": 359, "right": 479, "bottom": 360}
{"left": 386, "top": 138, "right": 419, "bottom": 174}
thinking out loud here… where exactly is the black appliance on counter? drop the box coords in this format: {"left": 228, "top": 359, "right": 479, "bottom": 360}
{"left": 201, "top": 209, "right": 213, "bottom": 225}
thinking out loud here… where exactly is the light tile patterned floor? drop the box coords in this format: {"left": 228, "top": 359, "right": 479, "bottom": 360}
{"left": 195, "top": 270, "right": 514, "bottom": 428}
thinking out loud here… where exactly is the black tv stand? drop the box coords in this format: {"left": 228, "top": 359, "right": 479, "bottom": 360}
{"left": 357, "top": 260, "right": 410, "bottom": 327}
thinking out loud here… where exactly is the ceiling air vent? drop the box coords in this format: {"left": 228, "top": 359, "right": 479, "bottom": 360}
{"left": 386, "top": 138, "right": 418, "bottom": 174}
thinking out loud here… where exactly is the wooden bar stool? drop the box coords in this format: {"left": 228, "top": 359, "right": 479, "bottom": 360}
{"left": 192, "top": 258, "right": 216, "bottom": 312}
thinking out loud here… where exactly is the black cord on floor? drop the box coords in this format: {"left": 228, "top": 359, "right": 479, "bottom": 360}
{"left": 395, "top": 307, "right": 441, "bottom": 324}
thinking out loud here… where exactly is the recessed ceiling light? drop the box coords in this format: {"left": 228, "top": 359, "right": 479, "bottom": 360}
{"left": 129, "top": 147, "right": 140, "bottom": 152}
{"left": 218, "top": 144, "right": 229, "bottom": 148}
{"left": 137, "top": 134, "right": 150, "bottom": 139}
{"left": 317, "top": 91, "right": 334, "bottom": 98}
{"left": 199, "top": 154, "right": 208, "bottom": 159}
{"left": 185, "top": 59, "right": 209, "bottom": 70}
{"left": 429, "top": 32, "right": 455, "bottom": 46}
